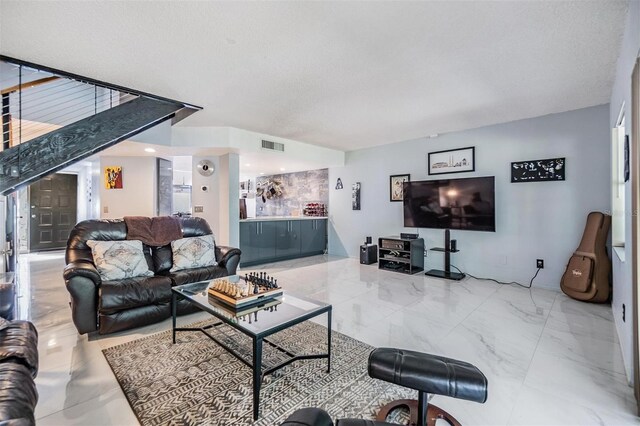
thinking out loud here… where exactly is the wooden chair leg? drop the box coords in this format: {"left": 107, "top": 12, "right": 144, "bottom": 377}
{"left": 376, "top": 399, "right": 461, "bottom": 426}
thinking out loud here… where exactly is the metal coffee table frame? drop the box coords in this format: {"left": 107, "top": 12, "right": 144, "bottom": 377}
{"left": 171, "top": 284, "right": 332, "bottom": 420}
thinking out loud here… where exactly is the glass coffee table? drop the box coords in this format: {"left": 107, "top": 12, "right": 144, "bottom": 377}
{"left": 171, "top": 277, "right": 332, "bottom": 420}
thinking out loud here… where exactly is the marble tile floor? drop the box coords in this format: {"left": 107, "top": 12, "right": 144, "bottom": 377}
{"left": 15, "top": 251, "right": 639, "bottom": 425}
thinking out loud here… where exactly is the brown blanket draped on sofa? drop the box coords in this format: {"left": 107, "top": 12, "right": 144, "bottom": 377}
{"left": 124, "top": 216, "right": 183, "bottom": 247}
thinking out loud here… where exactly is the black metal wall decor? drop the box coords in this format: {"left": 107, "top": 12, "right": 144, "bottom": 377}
{"left": 511, "top": 157, "right": 565, "bottom": 183}
{"left": 335, "top": 178, "right": 343, "bottom": 189}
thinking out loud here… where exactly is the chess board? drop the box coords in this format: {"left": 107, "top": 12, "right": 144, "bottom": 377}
{"left": 207, "top": 294, "right": 282, "bottom": 317}
{"left": 207, "top": 285, "right": 282, "bottom": 308}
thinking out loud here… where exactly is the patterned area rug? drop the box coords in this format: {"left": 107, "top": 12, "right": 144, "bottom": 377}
{"left": 102, "top": 320, "right": 414, "bottom": 425}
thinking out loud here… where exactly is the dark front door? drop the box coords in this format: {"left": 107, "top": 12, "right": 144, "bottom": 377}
{"left": 29, "top": 174, "right": 77, "bottom": 252}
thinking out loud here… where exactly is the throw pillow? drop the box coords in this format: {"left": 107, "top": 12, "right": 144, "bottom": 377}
{"left": 86, "top": 240, "right": 154, "bottom": 281}
{"left": 170, "top": 235, "right": 217, "bottom": 272}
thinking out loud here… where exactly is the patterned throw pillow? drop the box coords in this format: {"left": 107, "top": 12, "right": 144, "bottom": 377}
{"left": 87, "top": 240, "right": 154, "bottom": 281}
{"left": 170, "top": 235, "right": 217, "bottom": 272}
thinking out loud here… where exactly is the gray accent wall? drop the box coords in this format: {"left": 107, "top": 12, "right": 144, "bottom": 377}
{"left": 328, "top": 104, "right": 610, "bottom": 291}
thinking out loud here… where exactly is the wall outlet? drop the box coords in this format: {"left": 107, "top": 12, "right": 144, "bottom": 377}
{"left": 193, "top": 205, "right": 204, "bottom": 213}
{"left": 536, "top": 259, "right": 544, "bottom": 269}
{"left": 103, "top": 206, "right": 108, "bottom": 214}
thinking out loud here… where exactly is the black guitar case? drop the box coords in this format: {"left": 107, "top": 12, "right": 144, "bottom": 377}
{"left": 560, "top": 212, "right": 611, "bottom": 303}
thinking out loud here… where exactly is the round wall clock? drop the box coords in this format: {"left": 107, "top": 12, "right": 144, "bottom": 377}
{"left": 196, "top": 160, "right": 215, "bottom": 176}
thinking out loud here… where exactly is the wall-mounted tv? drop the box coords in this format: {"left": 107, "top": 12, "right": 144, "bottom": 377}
{"left": 403, "top": 176, "right": 495, "bottom": 232}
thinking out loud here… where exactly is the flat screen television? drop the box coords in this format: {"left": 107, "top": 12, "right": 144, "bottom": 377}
{"left": 403, "top": 176, "right": 495, "bottom": 232}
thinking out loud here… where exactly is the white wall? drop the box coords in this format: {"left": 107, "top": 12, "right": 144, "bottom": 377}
{"left": 73, "top": 163, "right": 97, "bottom": 222}
{"left": 329, "top": 105, "right": 610, "bottom": 290}
{"left": 172, "top": 126, "right": 345, "bottom": 169}
{"left": 189, "top": 154, "right": 239, "bottom": 247}
{"left": 609, "top": 0, "right": 640, "bottom": 384}
{"left": 191, "top": 156, "right": 221, "bottom": 240}
{"left": 99, "top": 156, "right": 157, "bottom": 219}
{"left": 220, "top": 153, "right": 240, "bottom": 248}
{"left": 90, "top": 159, "right": 101, "bottom": 219}
{"left": 228, "top": 127, "right": 345, "bottom": 169}
{"left": 129, "top": 120, "right": 172, "bottom": 146}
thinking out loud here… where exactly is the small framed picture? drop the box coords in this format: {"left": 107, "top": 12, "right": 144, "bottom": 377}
{"left": 352, "top": 182, "right": 361, "bottom": 210}
{"left": 428, "top": 147, "right": 475, "bottom": 175}
{"left": 389, "top": 174, "right": 410, "bottom": 202}
{"left": 625, "top": 135, "right": 630, "bottom": 182}
{"left": 104, "top": 166, "right": 123, "bottom": 189}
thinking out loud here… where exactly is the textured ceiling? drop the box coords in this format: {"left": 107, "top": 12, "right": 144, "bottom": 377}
{"left": 0, "top": 1, "right": 628, "bottom": 151}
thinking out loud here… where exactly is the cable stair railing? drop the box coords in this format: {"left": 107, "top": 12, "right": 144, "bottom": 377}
{"left": 0, "top": 55, "right": 202, "bottom": 195}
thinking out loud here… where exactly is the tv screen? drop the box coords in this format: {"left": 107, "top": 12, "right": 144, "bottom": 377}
{"left": 403, "top": 176, "right": 495, "bottom": 232}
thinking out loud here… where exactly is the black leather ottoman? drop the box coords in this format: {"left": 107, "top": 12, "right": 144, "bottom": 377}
{"left": 369, "top": 348, "right": 487, "bottom": 426}
{"left": 281, "top": 348, "right": 488, "bottom": 426}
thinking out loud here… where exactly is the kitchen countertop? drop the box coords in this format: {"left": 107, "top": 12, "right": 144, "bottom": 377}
{"left": 239, "top": 216, "right": 328, "bottom": 222}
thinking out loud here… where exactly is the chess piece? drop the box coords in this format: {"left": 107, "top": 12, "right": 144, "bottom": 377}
{"left": 253, "top": 283, "right": 259, "bottom": 294}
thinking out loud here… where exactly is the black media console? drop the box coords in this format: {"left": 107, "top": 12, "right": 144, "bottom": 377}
{"left": 378, "top": 236, "right": 424, "bottom": 275}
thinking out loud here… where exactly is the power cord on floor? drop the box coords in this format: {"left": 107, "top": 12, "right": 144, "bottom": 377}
{"left": 450, "top": 264, "right": 541, "bottom": 289}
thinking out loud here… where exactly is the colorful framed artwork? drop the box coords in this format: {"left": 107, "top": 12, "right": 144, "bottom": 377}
{"left": 104, "top": 166, "right": 123, "bottom": 189}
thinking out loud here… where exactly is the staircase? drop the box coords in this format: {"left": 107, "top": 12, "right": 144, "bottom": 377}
{"left": 0, "top": 55, "right": 201, "bottom": 195}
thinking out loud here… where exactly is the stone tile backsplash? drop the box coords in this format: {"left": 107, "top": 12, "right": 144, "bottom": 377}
{"left": 255, "top": 169, "right": 328, "bottom": 217}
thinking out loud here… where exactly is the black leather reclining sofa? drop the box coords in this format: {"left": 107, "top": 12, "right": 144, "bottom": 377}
{"left": 63, "top": 216, "right": 241, "bottom": 335}
{"left": 0, "top": 320, "right": 39, "bottom": 425}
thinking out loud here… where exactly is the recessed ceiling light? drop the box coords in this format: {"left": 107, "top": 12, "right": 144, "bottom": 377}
{"left": 245, "top": 163, "right": 251, "bottom": 167}
{"left": 280, "top": 168, "right": 286, "bottom": 171}
{"left": 260, "top": 172, "right": 265, "bottom": 175}
{"left": 144, "top": 147, "right": 156, "bottom": 153}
